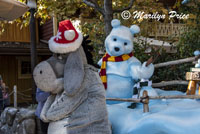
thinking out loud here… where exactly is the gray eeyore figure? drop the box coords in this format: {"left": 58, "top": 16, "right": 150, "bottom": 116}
{"left": 33, "top": 20, "right": 111, "bottom": 134}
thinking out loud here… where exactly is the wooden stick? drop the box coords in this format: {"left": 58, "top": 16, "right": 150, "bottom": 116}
{"left": 154, "top": 56, "right": 199, "bottom": 68}
{"left": 152, "top": 80, "right": 188, "bottom": 87}
{"left": 142, "top": 90, "right": 149, "bottom": 113}
{"left": 106, "top": 98, "right": 141, "bottom": 103}
{"left": 149, "top": 95, "right": 200, "bottom": 100}
{"left": 146, "top": 57, "right": 153, "bottom": 67}
{"left": 146, "top": 48, "right": 161, "bottom": 67}
{"left": 106, "top": 95, "right": 200, "bottom": 102}
{"left": 14, "top": 85, "right": 17, "bottom": 108}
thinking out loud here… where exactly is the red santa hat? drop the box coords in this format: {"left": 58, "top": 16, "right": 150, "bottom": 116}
{"left": 48, "top": 20, "right": 83, "bottom": 53}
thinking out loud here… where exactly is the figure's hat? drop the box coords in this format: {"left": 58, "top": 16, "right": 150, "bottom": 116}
{"left": 49, "top": 20, "right": 83, "bottom": 54}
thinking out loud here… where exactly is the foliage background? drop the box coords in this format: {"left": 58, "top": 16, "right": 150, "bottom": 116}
{"left": 1, "top": 0, "right": 200, "bottom": 91}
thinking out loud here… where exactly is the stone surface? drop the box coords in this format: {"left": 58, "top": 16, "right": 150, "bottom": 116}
{"left": 15, "top": 108, "right": 35, "bottom": 123}
{"left": 1, "top": 124, "right": 12, "bottom": 134}
{"left": 0, "top": 107, "right": 37, "bottom": 134}
{"left": 35, "top": 117, "right": 44, "bottom": 134}
{"left": 1, "top": 108, "right": 9, "bottom": 125}
{"left": 6, "top": 107, "right": 18, "bottom": 126}
{"left": 23, "top": 119, "right": 36, "bottom": 134}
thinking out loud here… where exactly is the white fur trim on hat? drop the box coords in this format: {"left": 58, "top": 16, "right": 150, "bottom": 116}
{"left": 49, "top": 32, "right": 83, "bottom": 54}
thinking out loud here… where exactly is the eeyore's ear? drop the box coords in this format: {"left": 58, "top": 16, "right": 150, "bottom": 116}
{"left": 64, "top": 47, "right": 85, "bottom": 96}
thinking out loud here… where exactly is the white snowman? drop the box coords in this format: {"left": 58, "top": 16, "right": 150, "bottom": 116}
{"left": 98, "top": 19, "right": 154, "bottom": 104}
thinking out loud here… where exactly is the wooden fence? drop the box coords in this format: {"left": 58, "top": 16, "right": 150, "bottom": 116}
{"left": 147, "top": 23, "right": 187, "bottom": 38}
{"left": 107, "top": 90, "right": 200, "bottom": 113}
{"left": 2, "top": 85, "right": 32, "bottom": 109}
{"left": 0, "top": 21, "right": 39, "bottom": 43}
{"left": 0, "top": 22, "right": 30, "bottom": 42}
{"left": 7, "top": 85, "right": 200, "bottom": 113}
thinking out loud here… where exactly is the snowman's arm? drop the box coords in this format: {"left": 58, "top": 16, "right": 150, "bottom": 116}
{"left": 129, "top": 62, "right": 142, "bottom": 80}
{"left": 139, "top": 62, "right": 154, "bottom": 79}
{"left": 129, "top": 58, "right": 154, "bottom": 80}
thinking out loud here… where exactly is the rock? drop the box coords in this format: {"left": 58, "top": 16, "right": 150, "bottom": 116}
{"left": 20, "top": 108, "right": 35, "bottom": 120}
{"left": 6, "top": 107, "right": 18, "bottom": 126}
{"left": 16, "top": 119, "right": 35, "bottom": 134}
{"left": 13, "top": 108, "right": 35, "bottom": 134}
{"left": 1, "top": 108, "right": 9, "bottom": 125}
{"left": 15, "top": 108, "right": 35, "bottom": 124}
{"left": 23, "top": 119, "right": 36, "bottom": 134}
{"left": 35, "top": 117, "right": 43, "bottom": 134}
{"left": 12, "top": 116, "right": 19, "bottom": 134}
{"left": 1, "top": 124, "right": 12, "bottom": 134}
{"left": 16, "top": 123, "right": 23, "bottom": 134}
{"left": 0, "top": 107, "right": 37, "bottom": 134}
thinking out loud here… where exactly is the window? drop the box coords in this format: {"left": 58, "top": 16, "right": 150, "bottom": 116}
{"left": 17, "top": 57, "right": 31, "bottom": 79}
{"left": 21, "top": 61, "right": 31, "bottom": 75}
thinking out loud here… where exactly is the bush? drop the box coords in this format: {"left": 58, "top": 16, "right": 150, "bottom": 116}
{"left": 149, "top": 26, "right": 200, "bottom": 91}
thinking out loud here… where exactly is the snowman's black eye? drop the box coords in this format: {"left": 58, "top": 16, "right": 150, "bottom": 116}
{"left": 40, "top": 70, "right": 43, "bottom": 74}
{"left": 124, "top": 42, "right": 127, "bottom": 46}
{"left": 113, "top": 38, "right": 117, "bottom": 41}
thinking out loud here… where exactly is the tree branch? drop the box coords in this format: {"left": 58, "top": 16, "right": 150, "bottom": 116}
{"left": 152, "top": 80, "right": 188, "bottom": 88}
{"left": 113, "top": 0, "right": 134, "bottom": 13}
{"left": 107, "top": 95, "right": 200, "bottom": 102}
{"left": 106, "top": 97, "right": 141, "bottom": 103}
{"left": 149, "top": 95, "right": 200, "bottom": 100}
{"left": 83, "top": 0, "right": 105, "bottom": 15}
{"left": 154, "top": 56, "right": 199, "bottom": 68}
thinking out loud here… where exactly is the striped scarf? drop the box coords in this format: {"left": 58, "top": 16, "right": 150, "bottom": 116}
{"left": 99, "top": 52, "right": 133, "bottom": 89}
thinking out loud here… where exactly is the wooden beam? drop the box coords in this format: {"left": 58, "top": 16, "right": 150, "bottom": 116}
{"left": 149, "top": 95, "right": 200, "bottom": 100}
{"left": 152, "top": 80, "right": 188, "bottom": 87}
{"left": 0, "top": 48, "right": 51, "bottom": 56}
{"left": 154, "top": 56, "right": 199, "bottom": 68}
{"left": 142, "top": 90, "right": 149, "bottom": 113}
{"left": 106, "top": 98, "right": 141, "bottom": 103}
{"left": 107, "top": 95, "right": 200, "bottom": 102}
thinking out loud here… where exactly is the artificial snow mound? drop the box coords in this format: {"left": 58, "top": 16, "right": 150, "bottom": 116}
{"left": 107, "top": 88, "right": 200, "bottom": 134}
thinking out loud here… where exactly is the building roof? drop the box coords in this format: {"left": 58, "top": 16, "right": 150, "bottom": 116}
{"left": 0, "top": 41, "right": 51, "bottom": 55}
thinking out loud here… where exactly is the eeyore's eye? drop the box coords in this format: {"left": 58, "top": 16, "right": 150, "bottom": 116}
{"left": 124, "top": 42, "right": 127, "bottom": 46}
{"left": 40, "top": 70, "right": 43, "bottom": 74}
{"left": 113, "top": 38, "right": 117, "bottom": 41}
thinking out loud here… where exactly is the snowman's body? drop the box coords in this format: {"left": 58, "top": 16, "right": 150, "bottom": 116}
{"left": 99, "top": 56, "right": 142, "bottom": 104}
{"left": 98, "top": 19, "right": 154, "bottom": 104}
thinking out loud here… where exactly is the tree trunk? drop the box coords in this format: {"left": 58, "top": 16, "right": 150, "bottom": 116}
{"left": 104, "top": 0, "right": 113, "bottom": 35}
{"left": 83, "top": 0, "right": 135, "bottom": 35}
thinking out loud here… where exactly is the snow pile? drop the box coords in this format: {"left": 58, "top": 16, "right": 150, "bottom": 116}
{"left": 107, "top": 88, "right": 200, "bottom": 134}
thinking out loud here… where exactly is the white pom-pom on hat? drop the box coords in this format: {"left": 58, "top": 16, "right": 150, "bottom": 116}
{"left": 111, "top": 19, "right": 121, "bottom": 28}
{"left": 64, "top": 30, "right": 75, "bottom": 41}
{"left": 130, "top": 25, "right": 140, "bottom": 35}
